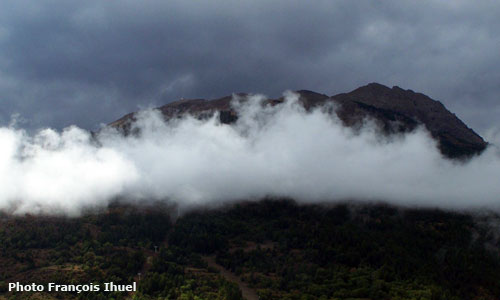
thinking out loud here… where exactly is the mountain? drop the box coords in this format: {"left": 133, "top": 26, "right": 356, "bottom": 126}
{"left": 109, "top": 83, "right": 487, "bottom": 158}
{"left": 332, "top": 83, "right": 487, "bottom": 158}
{"left": 1, "top": 84, "right": 498, "bottom": 300}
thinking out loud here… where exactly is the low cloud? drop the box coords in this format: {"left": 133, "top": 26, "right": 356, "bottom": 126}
{"left": 1, "top": 92, "right": 500, "bottom": 215}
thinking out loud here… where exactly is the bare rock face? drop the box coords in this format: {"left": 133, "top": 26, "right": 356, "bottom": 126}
{"left": 331, "top": 83, "right": 487, "bottom": 158}
{"left": 109, "top": 83, "right": 487, "bottom": 159}
{"left": 108, "top": 95, "right": 239, "bottom": 133}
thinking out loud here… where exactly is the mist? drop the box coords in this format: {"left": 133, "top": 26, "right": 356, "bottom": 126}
{"left": 1, "top": 92, "right": 500, "bottom": 215}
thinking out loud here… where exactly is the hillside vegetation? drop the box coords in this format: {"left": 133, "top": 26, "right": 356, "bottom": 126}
{"left": 1, "top": 200, "right": 500, "bottom": 300}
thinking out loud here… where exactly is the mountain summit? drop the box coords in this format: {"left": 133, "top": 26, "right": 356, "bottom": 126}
{"left": 332, "top": 83, "right": 487, "bottom": 158}
{"left": 109, "top": 83, "right": 487, "bottom": 158}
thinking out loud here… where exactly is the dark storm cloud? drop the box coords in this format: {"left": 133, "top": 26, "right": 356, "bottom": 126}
{"left": 0, "top": 0, "right": 499, "bottom": 135}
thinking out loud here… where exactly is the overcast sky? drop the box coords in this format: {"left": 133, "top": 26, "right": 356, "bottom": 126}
{"left": 0, "top": 0, "right": 499, "bottom": 135}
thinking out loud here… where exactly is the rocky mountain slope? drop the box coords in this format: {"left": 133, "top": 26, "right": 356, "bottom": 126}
{"left": 109, "top": 83, "right": 487, "bottom": 158}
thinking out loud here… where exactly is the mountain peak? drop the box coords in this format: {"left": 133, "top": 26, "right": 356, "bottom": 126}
{"left": 332, "top": 83, "right": 486, "bottom": 157}
{"left": 109, "top": 83, "right": 487, "bottom": 159}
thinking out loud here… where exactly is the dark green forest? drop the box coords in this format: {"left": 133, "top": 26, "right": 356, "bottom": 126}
{"left": 1, "top": 200, "right": 500, "bottom": 300}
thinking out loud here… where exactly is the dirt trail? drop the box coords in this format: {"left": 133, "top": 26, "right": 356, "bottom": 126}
{"left": 203, "top": 255, "right": 259, "bottom": 300}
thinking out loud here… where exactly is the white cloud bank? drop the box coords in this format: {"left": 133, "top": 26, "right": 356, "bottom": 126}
{"left": 1, "top": 92, "right": 500, "bottom": 215}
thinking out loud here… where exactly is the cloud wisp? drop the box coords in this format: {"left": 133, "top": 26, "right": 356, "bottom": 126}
{"left": 1, "top": 92, "right": 500, "bottom": 215}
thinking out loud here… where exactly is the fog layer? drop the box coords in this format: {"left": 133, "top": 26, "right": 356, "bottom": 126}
{"left": 1, "top": 93, "right": 499, "bottom": 214}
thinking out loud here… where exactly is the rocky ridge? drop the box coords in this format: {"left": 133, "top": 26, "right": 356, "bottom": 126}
{"left": 109, "top": 83, "right": 487, "bottom": 158}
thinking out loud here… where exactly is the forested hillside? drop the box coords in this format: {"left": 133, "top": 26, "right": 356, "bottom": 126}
{"left": 1, "top": 200, "right": 500, "bottom": 300}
